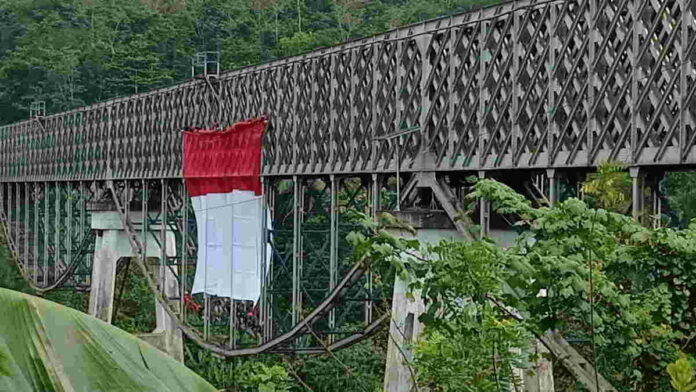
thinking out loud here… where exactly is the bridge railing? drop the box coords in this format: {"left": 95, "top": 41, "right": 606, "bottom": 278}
{"left": 1, "top": 0, "right": 695, "bottom": 182}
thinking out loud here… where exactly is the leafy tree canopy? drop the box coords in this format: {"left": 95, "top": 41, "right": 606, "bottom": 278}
{"left": 0, "top": 0, "right": 499, "bottom": 125}
{"left": 347, "top": 178, "right": 696, "bottom": 391}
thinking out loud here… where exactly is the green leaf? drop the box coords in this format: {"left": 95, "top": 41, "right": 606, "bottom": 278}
{"left": 345, "top": 231, "right": 366, "bottom": 246}
{"left": 0, "top": 343, "right": 12, "bottom": 377}
{"left": 0, "top": 288, "right": 217, "bottom": 392}
{"left": 667, "top": 355, "right": 696, "bottom": 392}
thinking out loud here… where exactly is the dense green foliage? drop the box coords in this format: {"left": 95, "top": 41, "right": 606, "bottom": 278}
{"left": 582, "top": 161, "right": 633, "bottom": 214}
{"left": 294, "top": 336, "right": 387, "bottom": 391}
{"left": 184, "top": 345, "right": 295, "bottom": 392}
{"left": 666, "top": 172, "right": 696, "bottom": 228}
{"left": 0, "top": 0, "right": 498, "bottom": 125}
{"left": 0, "top": 232, "right": 29, "bottom": 293}
{"left": 346, "top": 178, "right": 696, "bottom": 391}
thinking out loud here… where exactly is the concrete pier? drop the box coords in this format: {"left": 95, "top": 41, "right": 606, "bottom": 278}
{"left": 383, "top": 209, "right": 553, "bottom": 392}
{"left": 88, "top": 211, "right": 183, "bottom": 361}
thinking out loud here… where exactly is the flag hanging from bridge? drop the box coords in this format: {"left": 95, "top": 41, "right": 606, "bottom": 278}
{"left": 183, "top": 117, "right": 270, "bottom": 301}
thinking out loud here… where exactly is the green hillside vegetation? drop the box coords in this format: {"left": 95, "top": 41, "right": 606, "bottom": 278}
{"left": 0, "top": 0, "right": 499, "bottom": 125}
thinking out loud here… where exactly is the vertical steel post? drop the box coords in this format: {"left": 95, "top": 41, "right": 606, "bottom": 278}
{"left": 396, "top": 139, "right": 401, "bottom": 211}
{"left": 33, "top": 183, "right": 39, "bottom": 284}
{"left": 298, "top": 180, "right": 305, "bottom": 323}
{"left": 0, "top": 183, "right": 3, "bottom": 227}
{"left": 230, "top": 192, "right": 236, "bottom": 349}
{"left": 142, "top": 180, "right": 149, "bottom": 281}
{"left": 180, "top": 180, "right": 187, "bottom": 324}
{"left": 367, "top": 174, "right": 379, "bottom": 325}
{"left": 8, "top": 183, "right": 13, "bottom": 257}
{"left": 292, "top": 176, "right": 300, "bottom": 326}
{"left": 478, "top": 171, "right": 490, "bottom": 238}
{"left": 12, "top": 183, "right": 16, "bottom": 264}
{"left": 329, "top": 175, "right": 338, "bottom": 340}
{"left": 24, "top": 183, "right": 29, "bottom": 278}
{"left": 1, "top": 183, "right": 10, "bottom": 264}
{"left": 547, "top": 169, "right": 558, "bottom": 205}
{"left": 202, "top": 180, "right": 210, "bottom": 341}
{"left": 54, "top": 182, "right": 60, "bottom": 281}
{"left": 13, "top": 182, "right": 21, "bottom": 275}
{"left": 630, "top": 167, "right": 643, "bottom": 222}
{"left": 43, "top": 182, "right": 48, "bottom": 286}
{"left": 651, "top": 177, "right": 661, "bottom": 228}
{"left": 79, "top": 182, "right": 84, "bottom": 285}
{"left": 160, "top": 179, "right": 168, "bottom": 324}
{"left": 124, "top": 181, "right": 130, "bottom": 219}
{"left": 10, "top": 183, "right": 15, "bottom": 257}
{"left": 259, "top": 177, "right": 268, "bottom": 344}
{"left": 160, "top": 180, "right": 166, "bottom": 296}
{"left": 0, "top": 182, "right": 6, "bottom": 251}
{"left": 267, "top": 181, "right": 276, "bottom": 341}
{"left": 67, "top": 182, "right": 72, "bottom": 280}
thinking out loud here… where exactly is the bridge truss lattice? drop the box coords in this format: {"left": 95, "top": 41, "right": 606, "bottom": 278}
{"left": 0, "top": 0, "right": 694, "bottom": 356}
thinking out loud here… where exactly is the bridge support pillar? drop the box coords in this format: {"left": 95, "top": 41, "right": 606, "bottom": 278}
{"left": 523, "top": 340, "right": 555, "bottom": 392}
{"left": 630, "top": 167, "right": 645, "bottom": 222}
{"left": 383, "top": 210, "right": 459, "bottom": 392}
{"left": 547, "top": 169, "right": 559, "bottom": 205}
{"left": 89, "top": 231, "right": 121, "bottom": 323}
{"left": 383, "top": 209, "right": 553, "bottom": 392}
{"left": 478, "top": 171, "right": 491, "bottom": 238}
{"left": 630, "top": 168, "right": 663, "bottom": 227}
{"left": 87, "top": 211, "right": 183, "bottom": 361}
{"left": 141, "top": 263, "right": 183, "bottom": 362}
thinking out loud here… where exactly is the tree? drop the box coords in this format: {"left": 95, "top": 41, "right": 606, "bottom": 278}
{"left": 347, "top": 178, "right": 696, "bottom": 391}
{"left": 665, "top": 172, "right": 696, "bottom": 228}
{"left": 582, "top": 161, "right": 632, "bottom": 213}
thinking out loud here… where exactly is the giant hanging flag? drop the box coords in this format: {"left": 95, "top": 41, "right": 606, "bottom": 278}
{"left": 183, "top": 117, "right": 270, "bottom": 301}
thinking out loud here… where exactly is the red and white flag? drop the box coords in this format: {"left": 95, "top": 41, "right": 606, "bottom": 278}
{"left": 183, "top": 118, "right": 270, "bottom": 301}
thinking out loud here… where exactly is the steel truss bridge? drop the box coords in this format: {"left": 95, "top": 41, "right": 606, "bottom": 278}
{"left": 0, "top": 0, "right": 694, "bottom": 357}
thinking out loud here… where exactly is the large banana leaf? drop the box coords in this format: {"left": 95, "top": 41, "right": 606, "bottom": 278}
{"left": 0, "top": 288, "right": 217, "bottom": 392}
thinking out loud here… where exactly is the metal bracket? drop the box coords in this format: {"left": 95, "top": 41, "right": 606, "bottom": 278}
{"left": 396, "top": 172, "right": 476, "bottom": 240}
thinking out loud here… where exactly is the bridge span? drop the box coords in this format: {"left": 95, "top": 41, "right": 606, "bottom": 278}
{"left": 0, "top": 0, "right": 694, "bottom": 358}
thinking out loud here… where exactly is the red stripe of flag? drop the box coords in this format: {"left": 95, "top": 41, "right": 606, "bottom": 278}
{"left": 183, "top": 117, "right": 267, "bottom": 197}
